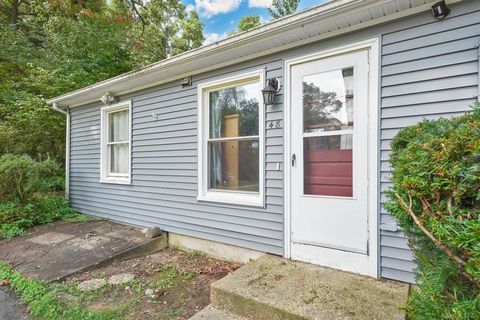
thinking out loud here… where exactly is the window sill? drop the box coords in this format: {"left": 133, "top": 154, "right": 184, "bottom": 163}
{"left": 99, "top": 177, "right": 131, "bottom": 185}
{"left": 197, "top": 192, "right": 264, "bottom": 207}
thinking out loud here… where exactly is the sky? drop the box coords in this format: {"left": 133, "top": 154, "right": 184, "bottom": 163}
{"left": 182, "top": 0, "right": 329, "bottom": 44}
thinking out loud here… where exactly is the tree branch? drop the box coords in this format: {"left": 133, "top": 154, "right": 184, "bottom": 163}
{"left": 395, "top": 192, "right": 480, "bottom": 289}
{"left": 129, "top": 0, "right": 145, "bottom": 37}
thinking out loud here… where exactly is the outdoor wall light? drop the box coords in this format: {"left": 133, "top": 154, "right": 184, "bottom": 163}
{"left": 100, "top": 92, "right": 116, "bottom": 105}
{"left": 431, "top": 1, "right": 450, "bottom": 19}
{"left": 262, "top": 78, "right": 281, "bottom": 106}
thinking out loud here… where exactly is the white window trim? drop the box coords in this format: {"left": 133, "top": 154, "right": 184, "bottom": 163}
{"left": 100, "top": 100, "right": 132, "bottom": 185}
{"left": 197, "top": 69, "right": 265, "bottom": 207}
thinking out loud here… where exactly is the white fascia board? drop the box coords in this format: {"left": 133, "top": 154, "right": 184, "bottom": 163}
{"left": 47, "top": 0, "right": 460, "bottom": 108}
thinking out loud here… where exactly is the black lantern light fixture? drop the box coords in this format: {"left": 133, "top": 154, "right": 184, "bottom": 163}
{"left": 262, "top": 78, "right": 280, "bottom": 106}
{"left": 431, "top": 1, "right": 450, "bottom": 19}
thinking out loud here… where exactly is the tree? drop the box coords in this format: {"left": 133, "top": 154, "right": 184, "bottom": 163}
{"left": 237, "top": 14, "right": 261, "bottom": 32}
{"left": 268, "top": 0, "right": 300, "bottom": 19}
{"left": 0, "top": 0, "right": 205, "bottom": 162}
{"left": 171, "top": 10, "right": 204, "bottom": 56}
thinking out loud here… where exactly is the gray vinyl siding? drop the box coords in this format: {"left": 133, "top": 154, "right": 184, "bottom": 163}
{"left": 69, "top": 58, "right": 285, "bottom": 255}
{"left": 379, "top": 1, "right": 480, "bottom": 283}
{"left": 67, "top": 0, "right": 479, "bottom": 284}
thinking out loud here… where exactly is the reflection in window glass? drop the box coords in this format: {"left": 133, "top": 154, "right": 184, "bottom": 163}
{"left": 209, "top": 82, "right": 260, "bottom": 139}
{"left": 207, "top": 80, "right": 261, "bottom": 193}
{"left": 209, "top": 140, "right": 259, "bottom": 192}
{"left": 303, "top": 68, "right": 354, "bottom": 133}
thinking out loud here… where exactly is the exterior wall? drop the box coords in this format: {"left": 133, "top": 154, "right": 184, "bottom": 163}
{"left": 68, "top": 0, "right": 479, "bottom": 283}
{"left": 69, "top": 58, "right": 285, "bottom": 255}
{"left": 379, "top": 1, "right": 480, "bottom": 283}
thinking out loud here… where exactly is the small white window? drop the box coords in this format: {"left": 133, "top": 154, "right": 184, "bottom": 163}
{"left": 100, "top": 101, "right": 131, "bottom": 184}
{"left": 198, "top": 70, "right": 265, "bottom": 206}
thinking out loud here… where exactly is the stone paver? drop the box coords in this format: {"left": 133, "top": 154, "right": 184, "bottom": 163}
{"left": 78, "top": 279, "right": 107, "bottom": 292}
{"left": 27, "top": 232, "right": 76, "bottom": 246}
{"left": 108, "top": 273, "right": 136, "bottom": 285}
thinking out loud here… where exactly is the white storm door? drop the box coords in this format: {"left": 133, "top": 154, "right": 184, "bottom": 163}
{"left": 290, "top": 49, "right": 370, "bottom": 273}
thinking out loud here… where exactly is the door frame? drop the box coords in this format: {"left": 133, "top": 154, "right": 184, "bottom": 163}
{"left": 283, "top": 38, "right": 380, "bottom": 278}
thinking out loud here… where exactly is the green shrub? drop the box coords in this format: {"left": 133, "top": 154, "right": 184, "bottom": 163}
{"left": 385, "top": 105, "right": 480, "bottom": 319}
{"left": 0, "top": 154, "right": 63, "bottom": 202}
{"left": 0, "top": 194, "right": 86, "bottom": 240}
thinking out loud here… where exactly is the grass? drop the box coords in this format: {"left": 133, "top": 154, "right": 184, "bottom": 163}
{"left": 0, "top": 263, "right": 127, "bottom": 320}
{"left": 41, "top": 264, "right": 196, "bottom": 319}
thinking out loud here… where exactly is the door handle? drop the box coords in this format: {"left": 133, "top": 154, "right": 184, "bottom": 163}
{"left": 291, "top": 154, "right": 296, "bottom": 167}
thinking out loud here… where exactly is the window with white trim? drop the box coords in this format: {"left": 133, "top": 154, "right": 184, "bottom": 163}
{"left": 198, "top": 71, "right": 264, "bottom": 206}
{"left": 100, "top": 101, "right": 131, "bottom": 184}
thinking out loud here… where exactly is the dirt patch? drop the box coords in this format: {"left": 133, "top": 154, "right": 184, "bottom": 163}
{"left": 54, "top": 249, "right": 240, "bottom": 320}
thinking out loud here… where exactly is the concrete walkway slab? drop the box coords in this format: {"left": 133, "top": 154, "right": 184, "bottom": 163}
{"left": 0, "top": 221, "right": 166, "bottom": 282}
{"left": 211, "top": 255, "right": 409, "bottom": 320}
{"left": 0, "top": 287, "right": 28, "bottom": 320}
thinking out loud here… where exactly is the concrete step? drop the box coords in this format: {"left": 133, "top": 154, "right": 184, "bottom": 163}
{"left": 190, "top": 305, "right": 248, "bottom": 320}
{"left": 210, "top": 254, "right": 409, "bottom": 320}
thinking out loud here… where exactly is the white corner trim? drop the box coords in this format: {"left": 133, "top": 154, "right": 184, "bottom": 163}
{"left": 283, "top": 37, "right": 380, "bottom": 278}
{"left": 99, "top": 100, "right": 133, "bottom": 185}
{"left": 197, "top": 69, "right": 265, "bottom": 207}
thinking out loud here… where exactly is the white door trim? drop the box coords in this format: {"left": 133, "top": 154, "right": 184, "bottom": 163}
{"left": 283, "top": 38, "right": 380, "bottom": 277}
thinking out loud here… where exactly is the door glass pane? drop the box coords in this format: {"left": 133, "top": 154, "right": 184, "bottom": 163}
{"left": 209, "top": 82, "right": 260, "bottom": 139}
{"left": 303, "top": 68, "right": 354, "bottom": 133}
{"left": 108, "top": 110, "right": 129, "bottom": 142}
{"left": 110, "top": 143, "right": 129, "bottom": 174}
{"left": 304, "top": 135, "right": 352, "bottom": 197}
{"left": 208, "top": 139, "right": 259, "bottom": 192}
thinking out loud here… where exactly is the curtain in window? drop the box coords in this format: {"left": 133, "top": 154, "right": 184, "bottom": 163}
{"left": 209, "top": 92, "right": 222, "bottom": 185}
{"left": 109, "top": 110, "right": 129, "bottom": 142}
{"left": 109, "top": 109, "right": 129, "bottom": 174}
{"left": 110, "top": 144, "right": 129, "bottom": 174}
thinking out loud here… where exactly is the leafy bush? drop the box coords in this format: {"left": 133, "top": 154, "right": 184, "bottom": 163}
{"left": 0, "top": 154, "right": 85, "bottom": 240}
{"left": 0, "top": 154, "right": 63, "bottom": 202}
{"left": 385, "top": 105, "right": 480, "bottom": 319}
{"left": 0, "top": 194, "right": 86, "bottom": 240}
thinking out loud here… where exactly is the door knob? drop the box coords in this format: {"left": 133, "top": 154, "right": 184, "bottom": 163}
{"left": 291, "top": 154, "right": 296, "bottom": 167}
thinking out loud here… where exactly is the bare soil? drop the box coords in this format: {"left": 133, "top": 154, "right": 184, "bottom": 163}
{"left": 56, "top": 248, "right": 240, "bottom": 320}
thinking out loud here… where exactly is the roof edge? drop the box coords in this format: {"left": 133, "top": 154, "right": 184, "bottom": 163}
{"left": 48, "top": 0, "right": 455, "bottom": 107}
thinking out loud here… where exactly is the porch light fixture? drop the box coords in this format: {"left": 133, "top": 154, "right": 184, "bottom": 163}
{"left": 100, "top": 92, "right": 116, "bottom": 105}
{"left": 262, "top": 78, "right": 280, "bottom": 106}
{"left": 431, "top": 1, "right": 450, "bottom": 19}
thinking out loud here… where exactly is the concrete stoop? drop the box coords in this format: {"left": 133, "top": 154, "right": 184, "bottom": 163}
{"left": 192, "top": 254, "right": 410, "bottom": 320}
{"left": 190, "top": 305, "right": 248, "bottom": 320}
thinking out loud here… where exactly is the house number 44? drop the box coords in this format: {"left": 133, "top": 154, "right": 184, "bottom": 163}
{"left": 267, "top": 120, "right": 282, "bottom": 129}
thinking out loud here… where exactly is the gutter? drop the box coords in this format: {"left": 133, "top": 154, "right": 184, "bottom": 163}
{"left": 52, "top": 103, "right": 70, "bottom": 200}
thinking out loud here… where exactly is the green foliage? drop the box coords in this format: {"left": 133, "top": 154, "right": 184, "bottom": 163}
{"left": 268, "top": 0, "right": 300, "bottom": 19}
{"left": 0, "top": 0, "right": 204, "bottom": 162}
{"left": 0, "top": 194, "right": 87, "bottom": 240}
{"left": 237, "top": 14, "right": 261, "bottom": 32}
{"left": 0, "top": 154, "right": 85, "bottom": 240}
{"left": 385, "top": 104, "right": 480, "bottom": 319}
{"left": 0, "top": 154, "right": 63, "bottom": 202}
{"left": 0, "top": 263, "right": 126, "bottom": 320}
